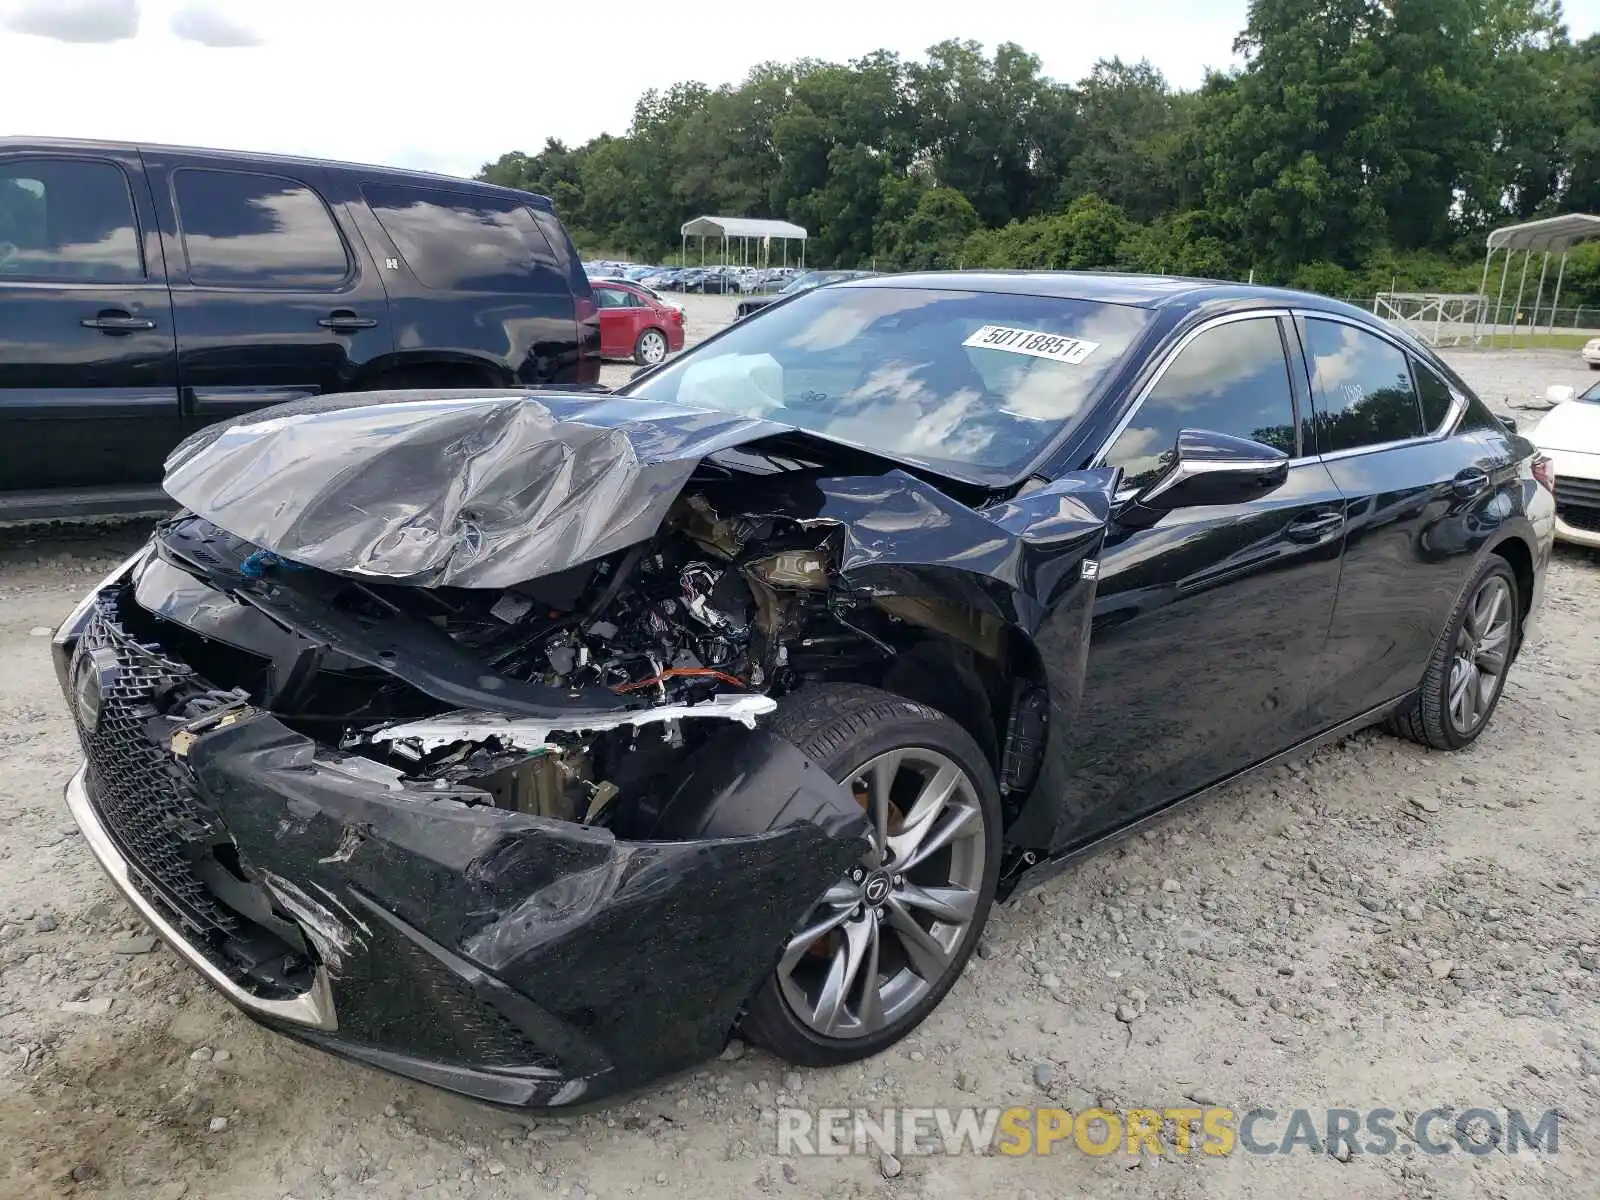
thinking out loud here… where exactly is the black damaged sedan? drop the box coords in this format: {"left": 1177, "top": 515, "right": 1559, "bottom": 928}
{"left": 54, "top": 273, "right": 1553, "bottom": 1107}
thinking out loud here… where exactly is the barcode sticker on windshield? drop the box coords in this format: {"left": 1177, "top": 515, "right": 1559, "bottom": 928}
{"left": 963, "top": 324, "right": 1100, "bottom": 365}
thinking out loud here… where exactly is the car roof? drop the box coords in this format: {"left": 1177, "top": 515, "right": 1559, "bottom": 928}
{"left": 1, "top": 135, "right": 554, "bottom": 209}
{"left": 841, "top": 270, "right": 1374, "bottom": 317}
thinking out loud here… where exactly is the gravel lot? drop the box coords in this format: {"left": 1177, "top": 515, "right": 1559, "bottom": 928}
{"left": 2, "top": 296, "right": 1598, "bottom": 1199}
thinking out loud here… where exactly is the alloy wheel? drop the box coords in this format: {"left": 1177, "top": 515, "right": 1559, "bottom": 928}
{"left": 776, "top": 748, "right": 987, "bottom": 1039}
{"left": 638, "top": 330, "right": 668, "bottom": 364}
{"left": 1448, "top": 574, "right": 1513, "bottom": 734}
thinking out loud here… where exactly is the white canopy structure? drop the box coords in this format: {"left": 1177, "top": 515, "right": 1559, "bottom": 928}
{"left": 1473, "top": 213, "right": 1600, "bottom": 346}
{"left": 680, "top": 216, "right": 807, "bottom": 268}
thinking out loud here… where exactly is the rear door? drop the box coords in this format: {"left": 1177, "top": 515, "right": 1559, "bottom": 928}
{"left": 1298, "top": 313, "right": 1509, "bottom": 724}
{"left": 593, "top": 283, "right": 636, "bottom": 358}
{"left": 140, "top": 151, "right": 394, "bottom": 432}
{"left": 0, "top": 149, "right": 179, "bottom": 492}
{"left": 1055, "top": 312, "right": 1348, "bottom": 843}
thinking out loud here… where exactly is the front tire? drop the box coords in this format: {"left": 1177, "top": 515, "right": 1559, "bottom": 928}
{"left": 1385, "top": 556, "right": 1518, "bottom": 749}
{"left": 741, "top": 685, "right": 1001, "bottom": 1066}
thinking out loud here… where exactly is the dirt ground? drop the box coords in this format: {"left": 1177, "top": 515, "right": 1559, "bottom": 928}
{"left": 2, "top": 297, "right": 1598, "bottom": 1199}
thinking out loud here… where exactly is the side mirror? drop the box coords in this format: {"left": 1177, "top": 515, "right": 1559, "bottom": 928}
{"left": 1497, "top": 414, "right": 1518, "bottom": 435}
{"left": 1125, "top": 429, "right": 1290, "bottom": 520}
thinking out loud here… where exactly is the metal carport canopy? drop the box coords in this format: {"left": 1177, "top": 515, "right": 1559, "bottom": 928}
{"left": 680, "top": 216, "right": 807, "bottom": 240}
{"left": 1476, "top": 213, "right": 1600, "bottom": 346}
{"left": 1485, "top": 213, "right": 1600, "bottom": 252}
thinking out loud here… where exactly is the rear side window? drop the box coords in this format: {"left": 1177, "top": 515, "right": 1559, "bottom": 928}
{"left": 173, "top": 169, "right": 349, "bottom": 289}
{"left": 0, "top": 157, "right": 142, "bottom": 281}
{"left": 362, "top": 184, "right": 566, "bottom": 294}
{"left": 1105, "top": 317, "right": 1298, "bottom": 492}
{"left": 1413, "top": 360, "right": 1456, "bottom": 431}
{"left": 1304, "top": 319, "right": 1424, "bottom": 452}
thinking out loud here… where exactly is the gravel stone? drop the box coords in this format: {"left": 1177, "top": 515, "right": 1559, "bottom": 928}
{"left": 59, "top": 997, "right": 112, "bottom": 1016}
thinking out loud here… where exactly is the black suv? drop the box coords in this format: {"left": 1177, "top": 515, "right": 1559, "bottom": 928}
{"left": 0, "top": 138, "right": 600, "bottom": 521}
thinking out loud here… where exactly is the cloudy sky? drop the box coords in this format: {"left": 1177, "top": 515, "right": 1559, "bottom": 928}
{"left": 4, "top": 0, "right": 1599, "bottom": 180}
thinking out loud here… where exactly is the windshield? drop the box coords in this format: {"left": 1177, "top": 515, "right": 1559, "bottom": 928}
{"left": 623, "top": 284, "right": 1151, "bottom": 480}
{"left": 780, "top": 272, "right": 829, "bottom": 294}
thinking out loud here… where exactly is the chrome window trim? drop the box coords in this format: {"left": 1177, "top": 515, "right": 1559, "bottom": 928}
{"left": 1093, "top": 307, "right": 1471, "bottom": 483}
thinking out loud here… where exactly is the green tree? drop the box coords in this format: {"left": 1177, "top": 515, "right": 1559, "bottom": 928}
{"left": 876, "top": 186, "right": 981, "bottom": 269}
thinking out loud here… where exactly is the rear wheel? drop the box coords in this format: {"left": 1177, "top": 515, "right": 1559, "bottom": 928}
{"left": 740, "top": 685, "right": 1001, "bottom": 1066}
{"left": 634, "top": 328, "right": 669, "bottom": 366}
{"left": 1386, "top": 557, "right": 1518, "bottom": 749}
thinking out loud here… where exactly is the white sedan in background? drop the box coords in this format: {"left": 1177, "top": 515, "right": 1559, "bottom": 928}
{"left": 1532, "top": 382, "right": 1600, "bottom": 547}
{"left": 1583, "top": 337, "right": 1600, "bottom": 368}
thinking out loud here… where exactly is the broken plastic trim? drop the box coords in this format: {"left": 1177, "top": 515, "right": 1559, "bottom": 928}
{"left": 364, "top": 693, "right": 777, "bottom": 753}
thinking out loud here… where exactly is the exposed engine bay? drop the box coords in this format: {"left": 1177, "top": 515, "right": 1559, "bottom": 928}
{"left": 128, "top": 488, "right": 911, "bottom": 838}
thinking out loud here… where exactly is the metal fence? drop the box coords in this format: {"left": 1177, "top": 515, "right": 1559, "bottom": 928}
{"left": 1368, "top": 292, "right": 1600, "bottom": 347}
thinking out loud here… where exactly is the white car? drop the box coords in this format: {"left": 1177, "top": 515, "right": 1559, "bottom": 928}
{"left": 1583, "top": 337, "right": 1600, "bottom": 368}
{"left": 1531, "top": 382, "right": 1600, "bottom": 546}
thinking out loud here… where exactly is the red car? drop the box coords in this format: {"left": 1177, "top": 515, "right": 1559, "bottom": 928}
{"left": 592, "top": 280, "right": 685, "bottom": 365}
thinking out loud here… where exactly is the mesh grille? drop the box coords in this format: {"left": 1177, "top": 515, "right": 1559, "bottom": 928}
{"left": 73, "top": 592, "right": 242, "bottom": 939}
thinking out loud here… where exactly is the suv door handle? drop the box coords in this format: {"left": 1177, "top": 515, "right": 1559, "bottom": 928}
{"left": 1284, "top": 511, "right": 1346, "bottom": 544}
{"left": 318, "top": 310, "right": 379, "bottom": 331}
{"left": 1452, "top": 467, "right": 1490, "bottom": 499}
{"left": 81, "top": 312, "right": 156, "bottom": 334}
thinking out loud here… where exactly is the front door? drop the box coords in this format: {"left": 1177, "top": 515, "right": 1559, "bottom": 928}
{"left": 140, "top": 152, "right": 394, "bottom": 433}
{"left": 1052, "top": 313, "right": 1349, "bottom": 846}
{"left": 0, "top": 149, "right": 179, "bottom": 492}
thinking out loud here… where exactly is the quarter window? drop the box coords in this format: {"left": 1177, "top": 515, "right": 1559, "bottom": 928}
{"left": 1304, "top": 319, "right": 1424, "bottom": 452}
{"left": 1105, "top": 318, "right": 1298, "bottom": 492}
{"left": 1413, "top": 360, "right": 1456, "bottom": 431}
{"left": 362, "top": 183, "right": 565, "bottom": 293}
{"left": 0, "top": 158, "right": 142, "bottom": 281}
{"left": 173, "top": 169, "right": 349, "bottom": 289}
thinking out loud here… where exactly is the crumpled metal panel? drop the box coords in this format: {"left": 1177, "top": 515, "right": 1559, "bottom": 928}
{"left": 162, "top": 390, "right": 790, "bottom": 589}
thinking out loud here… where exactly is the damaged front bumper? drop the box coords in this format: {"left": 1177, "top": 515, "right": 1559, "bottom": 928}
{"left": 54, "top": 568, "right": 867, "bottom": 1108}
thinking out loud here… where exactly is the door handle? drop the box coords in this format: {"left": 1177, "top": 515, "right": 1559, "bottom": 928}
{"left": 318, "top": 310, "right": 379, "bottom": 331}
{"left": 1452, "top": 467, "right": 1490, "bottom": 499}
{"left": 81, "top": 312, "right": 156, "bottom": 334}
{"left": 1284, "top": 511, "right": 1346, "bottom": 544}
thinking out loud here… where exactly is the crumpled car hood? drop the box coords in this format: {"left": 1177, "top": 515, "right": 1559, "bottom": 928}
{"left": 162, "top": 390, "right": 792, "bottom": 589}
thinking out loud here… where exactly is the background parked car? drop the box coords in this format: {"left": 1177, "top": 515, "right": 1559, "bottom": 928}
{"left": 1531, "top": 380, "right": 1600, "bottom": 546}
{"left": 735, "top": 268, "right": 878, "bottom": 319}
{"left": 0, "top": 137, "right": 599, "bottom": 523}
{"left": 592, "top": 278, "right": 685, "bottom": 364}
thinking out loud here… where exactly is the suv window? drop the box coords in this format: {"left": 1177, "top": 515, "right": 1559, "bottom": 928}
{"left": 1304, "top": 319, "right": 1424, "bottom": 453}
{"left": 1413, "top": 359, "right": 1456, "bottom": 431}
{"left": 173, "top": 169, "right": 349, "bottom": 289}
{"left": 1105, "top": 317, "right": 1298, "bottom": 492}
{"left": 362, "top": 184, "right": 566, "bottom": 293}
{"left": 0, "top": 158, "right": 142, "bottom": 281}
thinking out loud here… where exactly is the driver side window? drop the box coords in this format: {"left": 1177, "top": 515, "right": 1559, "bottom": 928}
{"left": 1106, "top": 317, "right": 1299, "bottom": 493}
